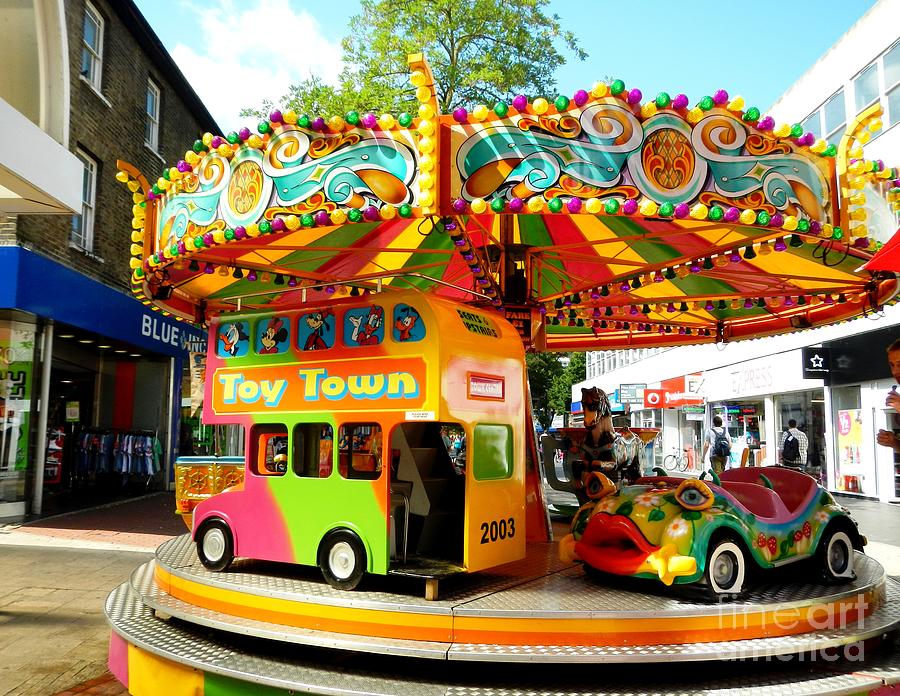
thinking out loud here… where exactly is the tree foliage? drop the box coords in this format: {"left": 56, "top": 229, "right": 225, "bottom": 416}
{"left": 526, "top": 351, "right": 585, "bottom": 432}
{"left": 241, "top": 0, "right": 586, "bottom": 118}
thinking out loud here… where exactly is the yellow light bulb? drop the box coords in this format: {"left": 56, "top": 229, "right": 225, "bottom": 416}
{"left": 849, "top": 193, "right": 867, "bottom": 206}
{"left": 410, "top": 71, "right": 426, "bottom": 87}
{"left": 418, "top": 136, "right": 434, "bottom": 153}
{"left": 116, "top": 171, "right": 129, "bottom": 183}
{"left": 419, "top": 190, "right": 434, "bottom": 206}
{"left": 418, "top": 103, "right": 434, "bottom": 120}
{"left": 585, "top": 198, "right": 602, "bottom": 214}
{"left": 378, "top": 114, "right": 395, "bottom": 130}
{"left": 527, "top": 196, "right": 544, "bottom": 213}
{"left": 379, "top": 206, "right": 397, "bottom": 220}
{"left": 418, "top": 119, "right": 434, "bottom": 136}
{"left": 739, "top": 209, "right": 756, "bottom": 225}
{"left": 532, "top": 98, "right": 549, "bottom": 115}
{"left": 470, "top": 198, "right": 487, "bottom": 214}
{"left": 282, "top": 110, "right": 297, "bottom": 125}
{"left": 419, "top": 172, "right": 433, "bottom": 189}
{"left": 773, "top": 123, "right": 791, "bottom": 138}
{"left": 689, "top": 203, "right": 708, "bottom": 220}
{"left": 472, "top": 104, "right": 489, "bottom": 121}
{"left": 330, "top": 210, "right": 347, "bottom": 225}
{"left": 726, "top": 96, "right": 745, "bottom": 111}
{"left": 419, "top": 153, "right": 433, "bottom": 171}
{"left": 415, "top": 86, "right": 431, "bottom": 103}
{"left": 640, "top": 102, "right": 657, "bottom": 119}
{"left": 782, "top": 215, "right": 798, "bottom": 231}
{"left": 686, "top": 107, "right": 703, "bottom": 124}
{"left": 639, "top": 199, "right": 658, "bottom": 216}
{"left": 590, "top": 82, "right": 608, "bottom": 98}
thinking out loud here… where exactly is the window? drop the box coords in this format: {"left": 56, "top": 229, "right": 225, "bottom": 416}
{"left": 338, "top": 424, "right": 382, "bottom": 480}
{"left": 71, "top": 150, "right": 97, "bottom": 251}
{"left": 293, "top": 423, "right": 333, "bottom": 478}
{"left": 472, "top": 423, "right": 513, "bottom": 480}
{"left": 81, "top": 2, "right": 103, "bottom": 91}
{"left": 823, "top": 91, "right": 846, "bottom": 146}
{"left": 854, "top": 63, "right": 880, "bottom": 112}
{"left": 801, "top": 112, "right": 820, "bottom": 139}
{"left": 251, "top": 425, "right": 288, "bottom": 476}
{"left": 886, "top": 41, "right": 900, "bottom": 129}
{"left": 145, "top": 81, "right": 160, "bottom": 151}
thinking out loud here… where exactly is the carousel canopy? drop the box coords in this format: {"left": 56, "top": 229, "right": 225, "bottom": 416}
{"left": 117, "top": 55, "right": 899, "bottom": 351}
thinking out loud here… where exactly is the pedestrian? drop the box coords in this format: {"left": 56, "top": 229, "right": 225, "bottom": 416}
{"left": 702, "top": 415, "right": 731, "bottom": 475}
{"left": 440, "top": 426, "right": 451, "bottom": 450}
{"left": 778, "top": 419, "right": 808, "bottom": 470}
{"left": 876, "top": 338, "right": 900, "bottom": 450}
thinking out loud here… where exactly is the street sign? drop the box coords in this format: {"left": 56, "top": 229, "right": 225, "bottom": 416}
{"left": 619, "top": 383, "right": 646, "bottom": 403}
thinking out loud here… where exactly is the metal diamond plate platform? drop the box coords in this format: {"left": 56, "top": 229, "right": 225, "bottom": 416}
{"left": 106, "top": 579, "right": 900, "bottom": 694}
{"left": 144, "top": 535, "right": 900, "bottom": 663}
{"left": 157, "top": 533, "right": 886, "bottom": 619}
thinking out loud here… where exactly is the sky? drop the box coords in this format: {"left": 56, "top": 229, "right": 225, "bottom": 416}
{"left": 132, "top": 0, "right": 879, "bottom": 133}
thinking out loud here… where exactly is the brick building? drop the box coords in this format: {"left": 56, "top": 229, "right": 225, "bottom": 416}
{"left": 0, "top": 0, "right": 218, "bottom": 518}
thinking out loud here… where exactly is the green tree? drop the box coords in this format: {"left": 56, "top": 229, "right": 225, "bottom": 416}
{"left": 526, "top": 351, "right": 585, "bottom": 432}
{"left": 548, "top": 351, "right": 586, "bottom": 419}
{"left": 241, "top": 0, "right": 586, "bottom": 119}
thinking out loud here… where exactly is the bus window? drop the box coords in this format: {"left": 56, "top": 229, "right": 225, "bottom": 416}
{"left": 293, "top": 423, "right": 334, "bottom": 478}
{"left": 338, "top": 424, "right": 382, "bottom": 480}
{"left": 298, "top": 309, "right": 335, "bottom": 351}
{"left": 217, "top": 320, "right": 250, "bottom": 358}
{"left": 392, "top": 304, "right": 424, "bottom": 343}
{"left": 256, "top": 316, "right": 289, "bottom": 355}
{"left": 344, "top": 305, "right": 384, "bottom": 347}
{"left": 472, "top": 424, "right": 513, "bottom": 480}
{"left": 251, "top": 425, "right": 287, "bottom": 476}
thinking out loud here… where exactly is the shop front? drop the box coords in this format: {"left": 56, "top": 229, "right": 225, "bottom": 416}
{"left": 824, "top": 326, "right": 900, "bottom": 502}
{"left": 704, "top": 350, "right": 825, "bottom": 473}
{"left": 0, "top": 247, "right": 206, "bottom": 519}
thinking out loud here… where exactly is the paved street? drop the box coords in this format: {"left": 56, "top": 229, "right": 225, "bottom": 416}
{"left": 1, "top": 488, "right": 900, "bottom": 694}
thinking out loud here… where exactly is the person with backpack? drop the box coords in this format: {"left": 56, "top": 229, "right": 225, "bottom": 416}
{"left": 779, "top": 419, "right": 808, "bottom": 470}
{"left": 702, "top": 415, "right": 731, "bottom": 475}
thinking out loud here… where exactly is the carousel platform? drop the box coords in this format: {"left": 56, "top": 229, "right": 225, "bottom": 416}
{"left": 105, "top": 534, "right": 900, "bottom": 693}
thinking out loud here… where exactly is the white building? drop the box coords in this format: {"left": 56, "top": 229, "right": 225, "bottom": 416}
{"left": 573, "top": 0, "right": 900, "bottom": 502}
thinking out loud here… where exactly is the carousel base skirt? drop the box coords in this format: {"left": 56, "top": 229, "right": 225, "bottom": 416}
{"left": 105, "top": 534, "right": 900, "bottom": 694}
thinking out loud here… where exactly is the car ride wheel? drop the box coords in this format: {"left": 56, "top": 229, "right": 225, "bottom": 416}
{"left": 705, "top": 539, "right": 747, "bottom": 597}
{"left": 196, "top": 519, "right": 234, "bottom": 572}
{"left": 319, "top": 530, "right": 366, "bottom": 590}
{"left": 818, "top": 527, "right": 855, "bottom": 581}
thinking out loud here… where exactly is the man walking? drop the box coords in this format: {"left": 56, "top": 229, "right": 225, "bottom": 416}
{"left": 702, "top": 415, "right": 731, "bottom": 475}
{"left": 778, "top": 419, "right": 808, "bottom": 469}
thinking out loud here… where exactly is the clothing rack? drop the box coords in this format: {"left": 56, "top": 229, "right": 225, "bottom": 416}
{"left": 72, "top": 427, "right": 162, "bottom": 481}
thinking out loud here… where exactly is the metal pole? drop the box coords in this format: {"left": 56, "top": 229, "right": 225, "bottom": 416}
{"left": 166, "top": 356, "right": 176, "bottom": 490}
{"left": 32, "top": 319, "right": 53, "bottom": 516}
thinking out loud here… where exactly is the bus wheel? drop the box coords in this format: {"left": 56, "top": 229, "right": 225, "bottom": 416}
{"left": 196, "top": 519, "right": 234, "bottom": 572}
{"left": 319, "top": 529, "right": 366, "bottom": 590}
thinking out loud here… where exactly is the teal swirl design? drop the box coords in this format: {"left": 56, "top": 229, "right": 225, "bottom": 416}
{"left": 457, "top": 103, "right": 643, "bottom": 200}
{"left": 263, "top": 127, "right": 417, "bottom": 208}
{"left": 156, "top": 151, "right": 229, "bottom": 248}
{"left": 691, "top": 115, "right": 828, "bottom": 219}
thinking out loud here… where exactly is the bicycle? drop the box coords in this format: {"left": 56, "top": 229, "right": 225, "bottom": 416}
{"left": 662, "top": 448, "right": 691, "bottom": 472}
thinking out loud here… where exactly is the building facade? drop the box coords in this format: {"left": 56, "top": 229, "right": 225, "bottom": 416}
{"left": 573, "top": 0, "right": 900, "bottom": 502}
{"left": 0, "top": 0, "right": 218, "bottom": 518}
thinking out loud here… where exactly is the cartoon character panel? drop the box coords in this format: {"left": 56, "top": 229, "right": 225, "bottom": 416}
{"left": 217, "top": 321, "right": 250, "bottom": 358}
{"left": 298, "top": 309, "right": 335, "bottom": 351}
{"left": 257, "top": 316, "right": 290, "bottom": 355}
{"left": 344, "top": 305, "right": 385, "bottom": 347}
{"left": 392, "top": 304, "right": 424, "bottom": 343}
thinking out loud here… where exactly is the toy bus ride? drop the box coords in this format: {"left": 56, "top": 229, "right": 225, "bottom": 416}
{"left": 183, "top": 290, "right": 528, "bottom": 598}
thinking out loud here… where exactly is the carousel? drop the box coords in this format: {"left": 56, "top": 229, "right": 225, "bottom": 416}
{"left": 106, "top": 55, "right": 900, "bottom": 694}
